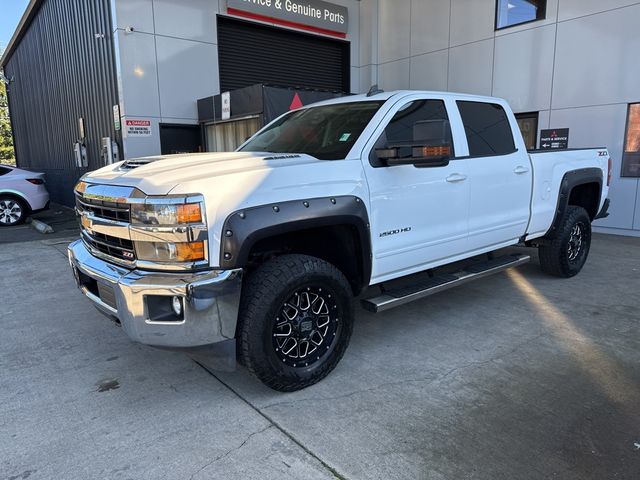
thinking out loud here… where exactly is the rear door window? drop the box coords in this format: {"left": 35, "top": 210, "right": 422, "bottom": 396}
{"left": 457, "top": 101, "right": 515, "bottom": 156}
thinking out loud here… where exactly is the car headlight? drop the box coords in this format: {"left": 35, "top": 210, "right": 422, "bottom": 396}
{"left": 131, "top": 197, "right": 207, "bottom": 264}
{"left": 131, "top": 202, "right": 202, "bottom": 225}
{"left": 135, "top": 240, "right": 205, "bottom": 262}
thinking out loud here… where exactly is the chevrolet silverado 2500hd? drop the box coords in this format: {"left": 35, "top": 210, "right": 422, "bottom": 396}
{"left": 68, "top": 90, "right": 611, "bottom": 391}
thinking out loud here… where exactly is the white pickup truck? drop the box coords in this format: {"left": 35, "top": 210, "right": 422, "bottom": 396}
{"left": 68, "top": 90, "right": 611, "bottom": 391}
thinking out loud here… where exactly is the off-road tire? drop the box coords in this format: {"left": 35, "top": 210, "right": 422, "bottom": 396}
{"left": 237, "top": 254, "right": 354, "bottom": 392}
{"left": 538, "top": 205, "right": 591, "bottom": 278}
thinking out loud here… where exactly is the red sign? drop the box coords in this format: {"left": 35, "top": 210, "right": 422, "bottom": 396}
{"left": 126, "top": 120, "right": 151, "bottom": 127}
{"left": 289, "top": 93, "right": 303, "bottom": 110}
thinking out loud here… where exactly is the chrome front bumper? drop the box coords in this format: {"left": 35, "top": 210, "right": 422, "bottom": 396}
{"left": 67, "top": 240, "right": 243, "bottom": 348}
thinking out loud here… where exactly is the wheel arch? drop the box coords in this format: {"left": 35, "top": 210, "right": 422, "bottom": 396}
{"left": 0, "top": 190, "right": 32, "bottom": 212}
{"left": 219, "top": 196, "right": 372, "bottom": 294}
{"left": 545, "top": 168, "right": 602, "bottom": 238}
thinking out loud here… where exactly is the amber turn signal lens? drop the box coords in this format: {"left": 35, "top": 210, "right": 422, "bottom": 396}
{"left": 175, "top": 241, "right": 205, "bottom": 262}
{"left": 418, "top": 146, "right": 451, "bottom": 158}
{"left": 176, "top": 203, "right": 202, "bottom": 223}
{"left": 75, "top": 181, "right": 87, "bottom": 194}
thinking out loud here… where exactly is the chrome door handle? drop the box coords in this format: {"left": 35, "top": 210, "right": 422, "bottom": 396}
{"left": 514, "top": 165, "right": 530, "bottom": 174}
{"left": 446, "top": 173, "right": 467, "bottom": 183}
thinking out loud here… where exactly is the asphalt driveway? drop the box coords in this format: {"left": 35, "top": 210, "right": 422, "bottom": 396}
{"left": 1, "top": 233, "right": 639, "bottom": 479}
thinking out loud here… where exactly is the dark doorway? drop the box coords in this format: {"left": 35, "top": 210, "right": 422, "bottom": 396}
{"left": 160, "top": 125, "right": 202, "bottom": 155}
{"left": 217, "top": 16, "right": 350, "bottom": 93}
{"left": 515, "top": 112, "right": 539, "bottom": 150}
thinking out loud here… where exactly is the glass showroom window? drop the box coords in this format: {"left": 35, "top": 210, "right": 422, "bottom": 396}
{"left": 496, "top": 0, "right": 546, "bottom": 29}
{"left": 622, "top": 103, "right": 640, "bottom": 177}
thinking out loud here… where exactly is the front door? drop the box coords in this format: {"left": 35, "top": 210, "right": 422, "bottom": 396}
{"left": 363, "top": 96, "right": 470, "bottom": 284}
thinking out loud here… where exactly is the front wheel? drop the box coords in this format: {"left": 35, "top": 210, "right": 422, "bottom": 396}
{"left": 237, "top": 254, "right": 354, "bottom": 392}
{"left": 538, "top": 205, "right": 592, "bottom": 277}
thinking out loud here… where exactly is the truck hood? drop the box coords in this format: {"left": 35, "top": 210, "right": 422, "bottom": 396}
{"left": 84, "top": 152, "right": 323, "bottom": 195}
{"left": 84, "top": 151, "right": 369, "bottom": 266}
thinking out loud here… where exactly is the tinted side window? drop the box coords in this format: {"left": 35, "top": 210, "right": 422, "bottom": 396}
{"left": 384, "top": 99, "right": 452, "bottom": 147}
{"left": 370, "top": 100, "right": 453, "bottom": 167}
{"left": 0, "top": 167, "right": 11, "bottom": 176}
{"left": 457, "top": 101, "right": 515, "bottom": 156}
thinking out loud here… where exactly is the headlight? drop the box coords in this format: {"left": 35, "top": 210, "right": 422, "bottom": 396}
{"left": 131, "top": 202, "right": 202, "bottom": 225}
{"left": 130, "top": 197, "right": 207, "bottom": 265}
{"left": 75, "top": 180, "right": 88, "bottom": 194}
{"left": 135, "top": 241, "right": 205, "bottom": 262}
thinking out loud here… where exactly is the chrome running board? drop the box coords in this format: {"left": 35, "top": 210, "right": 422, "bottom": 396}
{"left": 361, "top": 254, "right": 530, "bottom": 313}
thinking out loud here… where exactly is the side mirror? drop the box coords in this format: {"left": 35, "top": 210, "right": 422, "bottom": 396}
{"left": 375, "top": 143, "right": 452, "bottom": 168}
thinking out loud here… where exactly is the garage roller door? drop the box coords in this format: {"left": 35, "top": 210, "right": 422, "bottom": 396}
{"left": 218, "top": 16, "right": 350, "bottom": 93}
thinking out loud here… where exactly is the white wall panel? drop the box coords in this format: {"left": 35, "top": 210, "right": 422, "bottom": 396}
{"left": 116, "top": 30, "right": 160, "bottom": 118}
{"left": 378, "top": 58, "right": 410, "bottom": 90}
{"left": 552, "top": 5, "right": 640, "bottom": 109}
{"left": 448, "top": 39, "right": 493, "bottom": 95}
{"left": 153, "top": 0, "right": 218, "bottom": 43}
{"left": 121, "top": 116, "right": 161, "bottom": 159}
{"left": 558, "top": 0, "right": 638, "bottom": 22}
{"left": 341, "top": 0, "right": 361, "bottom": 67}
{"left": 358, "top": 0, "right": 376, "bottom": 66}
{"left": 156, "top": 36, "right": 218, "bottom": 120}
{"left": 550, "top": 104, "right": 637, "bottom": 230}
{"left": 358, "top": 65, "right": 374, "bottom": 93}
{"left": 377, "top": 0, "right": 410, "bottom": 63}
{"left": 409, "top": 49, "right": 448, "bottom": 91}
{"left": 350, "top": 66, "right": 360, "bottom": 94}
{"left": 112, "top": 0, "right": 154, "bottom": 34}
{"left": 493, "top": 24, "right": 555, "bottom": 112}
{"left": 410, "top": 0, "right": 450, "bottom": 56}
{"left": 450, "top": 0, "right": 494, "bottom": 46}
{"left": 634, "top": 184, "right": 640, "bottom": 230}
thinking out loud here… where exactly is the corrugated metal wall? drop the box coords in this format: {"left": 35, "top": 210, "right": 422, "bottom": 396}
{"left": 4, "top": 0, "right": 118, "bottom": 206}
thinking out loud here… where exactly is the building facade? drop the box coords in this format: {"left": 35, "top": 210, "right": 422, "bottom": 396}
{"left": 1, "top": 0, "right": 639, "bottom": 236}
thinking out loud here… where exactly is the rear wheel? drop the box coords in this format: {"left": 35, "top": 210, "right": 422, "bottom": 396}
{"left": 538, "top": 205, "right": 591, "bottom": 277}
{"left": 0, "top": 196, "right": 27, "bottom": 226}
{"left": 237, "top": 254, "right": 354, "bottom": 392}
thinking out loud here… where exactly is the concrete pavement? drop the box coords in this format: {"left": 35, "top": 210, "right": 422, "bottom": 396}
{"left": 0, "top": 203, "right": 78, "bottom": 244}
{"left": 1, "top": 233, "right": 639, "bottom": 479}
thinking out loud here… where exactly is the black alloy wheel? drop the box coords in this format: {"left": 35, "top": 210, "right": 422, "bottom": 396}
{"left": 237, "top": 254, "right": 354, "bottom": 392}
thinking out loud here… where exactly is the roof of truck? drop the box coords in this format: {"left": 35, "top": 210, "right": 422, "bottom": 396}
{"left": 308, "top": 90, "right": 508, "bottom": 108}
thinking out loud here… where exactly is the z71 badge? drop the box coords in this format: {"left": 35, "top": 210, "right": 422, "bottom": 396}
{"left": 379, "top": 227, "right": 412, "bottom": 238}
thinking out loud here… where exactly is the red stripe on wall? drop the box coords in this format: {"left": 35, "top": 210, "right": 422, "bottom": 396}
{"left": 227, "top": 8, "right": 347, "bottom": 39}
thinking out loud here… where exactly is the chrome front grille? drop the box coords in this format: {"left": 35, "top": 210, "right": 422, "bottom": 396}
{"left": 75, "top": 186, "right": 138, "bottom": 266}
{"left": 76, "top": 196, "right": 130, "bottom": 223}
{"left": 74, "top": 182, "right": 209, "bottom": 271}
{"left": 81, "top": 230, "right": 136, "bottom": 263}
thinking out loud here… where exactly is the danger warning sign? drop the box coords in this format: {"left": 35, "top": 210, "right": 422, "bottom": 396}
{"left": 125, "top": 119, "right": 152, "bottom": 137}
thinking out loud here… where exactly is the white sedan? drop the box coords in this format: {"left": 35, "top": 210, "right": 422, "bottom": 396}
{"left": 0, "top": 164, "right": 50, "bottom": 226}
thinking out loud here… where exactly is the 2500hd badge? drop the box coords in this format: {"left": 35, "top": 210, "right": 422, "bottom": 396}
{"left": 379, "top": 227, "right": 412, "bottom": 238}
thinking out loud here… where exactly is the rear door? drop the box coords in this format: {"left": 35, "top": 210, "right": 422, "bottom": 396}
{"left": 456, "top": 100, "right": 532, "bottom": 250}
{"left": 363, "top": 95, "right": 470, "bottom": 283}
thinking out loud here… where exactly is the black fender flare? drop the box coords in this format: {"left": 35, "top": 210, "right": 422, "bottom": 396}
{"left": 219, "top": 195, "right": 372, "bottom": 287}
{"left": 545, "top": 167, "right": 602, "bottom": 238}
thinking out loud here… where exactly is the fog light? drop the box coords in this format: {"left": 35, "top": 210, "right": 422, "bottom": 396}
{"left": 172, "top": 296, "right": 183, "bottom": 316}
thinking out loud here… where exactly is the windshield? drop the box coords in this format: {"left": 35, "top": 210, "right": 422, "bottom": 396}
{"left": 239, "top": 101, "right": 385, "bottom": 160}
